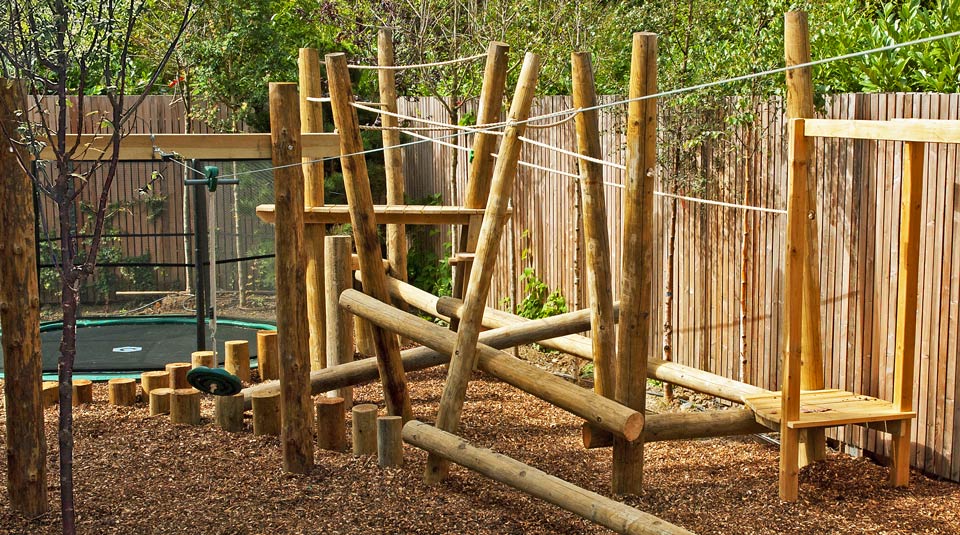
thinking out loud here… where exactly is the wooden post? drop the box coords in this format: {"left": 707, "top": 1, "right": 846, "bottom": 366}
{"left": 450, "top": 41, "right": 510, "bottom": 304}
{"left": 215, "top": 393, "right": 245, "bottom": 433}
{"left": 72, "top": 379, "right": 94, "bottom": 405}
{"left": 325, "top": 235, "right": 355, "bottom": 407}
{"left": 0, "top": 77, "right": 47, "bottom": 516}
{"left": 326, "top": 52, "right": 412, "bottom": 420}
{"left": 252, "top": 391, "right": 281, "bottom": 436}
{"left": 613, "top": 32, "right": 657, "bottom": 496}
{"left": 571, "top": 51, "right": 616, "bottom": 400}
{"left": 784, "top": 10, "right": 826, "bottom": 465}
{"left": 353, "top": 314, "right": 377, "bottom": 356}
{"left": 107, "top": 378, "right": 137, "bottom": 406}
{"left": 42, "top": 382, "right": 59, "bottom": 408}
{"left": 191, "top": 350, "right": 216, "bottom": 369}
{"left": 890, "top": 141, "right": 924, "bottom": 487}
{"left": 165, "top": 362, "right": 192, "bottom": 389}
{"left": 224, "top": 340, "right": 251, "bottom": 382}
{"left": 140, "top": 370, "right": 170, "bottom": 399}
{"left": 403, "top": 421, "right": 693, "bottom": 535}
{"left": 377, "top": 29, "right": 409, "bottom": 284}
{"left": 149, "top": 388, "right": 172, "bottom": 416}
{"left": 426, "top": 52, "right": 541, "bottom": 484}
{"left": 256, "top": 330, "right": 279, "bottom": 381}
{"left": 170, "top": 388, "right": 201, "bottom": 425}
{"left": 299, "top": 47, "right": 327, "bottom": 373}
{"left": 378, "top": 415, "right": 404, "bottom": 467}
{"left": 780, "top": 118, "right": 809, "bottom": 501}
{"left": 315, "top": 397, "right": 346, "bottom": 451}
{"left": 269, "top": 81, "right": 314, "bottom": 473}
{"left": 351, "top": 403, "right": 378, "bottom": 455}
{"left": 341, "top": 290, "right": 643, "bottom": 441}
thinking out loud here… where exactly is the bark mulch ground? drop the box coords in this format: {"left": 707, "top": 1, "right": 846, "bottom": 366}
{"left": 1, "top": 365, "right": 957, "bottom": 534}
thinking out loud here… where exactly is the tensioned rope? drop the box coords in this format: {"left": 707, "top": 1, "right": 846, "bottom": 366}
{"left": 213, "top": 28, "right": 960, "bottom": 181}
{"left": 347, "top": 100, "right": 508, "bottom": 135}
{"left": 346, "top": 52, "right": 487, "bottom": 71}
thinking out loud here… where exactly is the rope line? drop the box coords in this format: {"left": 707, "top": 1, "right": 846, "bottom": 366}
{"left": 526, "top": 109, "right": 582, "bottom": 129}
{"left": 519, "top": 135, "right": 627, "bottom": 171}
{"left": 347, "top": 52, "right": 487, "bottom": 71}
{"left": 360, "top": 124, "right": 459, "bottom": 132}
{"left": 213, "top": 29, "right": 960, "bottom": 180}
{"left": 653, "top": 191, "right": 787, "bottom": 214}
{"left": 350, "top": 101, "right": 507, "bottom": 135}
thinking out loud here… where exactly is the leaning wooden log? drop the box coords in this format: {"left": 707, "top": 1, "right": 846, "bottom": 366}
{"left": 107, "top": 378, "right": 137, "bottom": 406}
{"left": 239, "top": 297, "right": 600, "bottom": 409}
{"left": 340, "top": 289, "right": 643, "bottom": 441}
{"left": 582, "top": 409, "right": 770, "bottom": 449}
{"left": 403, "top": 420, "right": 693, "bottom": 535}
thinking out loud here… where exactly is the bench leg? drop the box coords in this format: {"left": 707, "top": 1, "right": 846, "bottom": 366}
{"left": 889, "top": 419, "right": 912, "bottom": 487}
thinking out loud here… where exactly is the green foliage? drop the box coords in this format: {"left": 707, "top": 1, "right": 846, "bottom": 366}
{"left": 516, "top": 267, "right": 567, "bottom": 320}
{"left": 406, "top": 193, "right": 452, "bottom": 298}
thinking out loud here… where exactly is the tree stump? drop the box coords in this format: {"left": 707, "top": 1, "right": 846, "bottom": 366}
{"left": 252, "top": 391, "right": 280, "bottom": 436}
{"left": 170, "top": 388, "right": 201, "bottom": 425}
{"left": 377, "top": 415, "right": 403, "bottom": 467}
{"left": 351, "top": 404, "right": 378, "bottom": 456}
{"left": 256, "top": 330, "right": 279, "bottom": 381}
{"left": 215, "top": 393, "right": 245, "bottom": 433}
{"left": 140, "top": 370, "right": 170, "bottom": 399}
{"left": 149, "top": 388, "right": 173, "bottom": 416}
{"left": 191, "top": 350, "right": 216, "bottom": 369}
{"left": 165, "top": 362, "right": 191, "bottom": 389}
{"left": 107, "top": 378, "right": 137, "bottom": 406}
{"left": 315, "top": 397, "right": 346, "bottom": 451}
{"left": 41, "top": 381, "right": 58, "bottom": 408}
{"left": 224, "top": 340, "right": 251, "bottom": 382}
{"left": 72, "top": 379, "right": 93, "bottom": 405}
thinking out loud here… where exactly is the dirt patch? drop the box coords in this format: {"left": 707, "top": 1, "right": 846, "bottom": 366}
{"left": 0, "top": 364, "right": 957, "bottom": 535}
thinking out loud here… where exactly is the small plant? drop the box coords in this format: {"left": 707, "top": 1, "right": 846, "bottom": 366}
{"left": 516, "top": 267, "right": 567, "bottom": 320}
{"left": 140, "top": 194, "right": 168, "bottom": 221}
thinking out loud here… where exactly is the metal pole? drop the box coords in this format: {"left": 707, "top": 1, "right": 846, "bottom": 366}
{"left": 192, "top": 159, "right": 208, "bottom": 351}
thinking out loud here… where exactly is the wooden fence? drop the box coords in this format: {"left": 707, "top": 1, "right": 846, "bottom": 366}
{"left": 399, "top": 93, "right": 960, "bottom": 483}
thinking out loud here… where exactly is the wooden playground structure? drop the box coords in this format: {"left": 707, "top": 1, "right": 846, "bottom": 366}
{"left": 2, "top": 10, "right": 957, "bottom": 534}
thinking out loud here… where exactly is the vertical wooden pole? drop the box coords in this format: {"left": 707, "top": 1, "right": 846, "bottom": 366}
{"left": 326, "top": 52, "right": 413, "bottom": 420}
{"left": 256, "top": 330, "right": 279, "bottom": 381}
{"left": 269, "top": 82, "right": 314, "bottom": 473}
{"left": 450, "top": 42, "right": 510, "bottom": 306}
{"left": 571, "top": 52, "right": 617, "bottom": 400}
{"left": 224, "top": 340, "right": 251, "bottom": 382}
{"left": 377, "top": 29, "right": 409, "bottom": 284}
{"left": 299, "top": 48, "right": 327, "bottom": 372}
{"left": 425, "top": 53, "right": 541, "bottom": 484}
{"left": 612, "top": 33, "right": 657, "bottom": 496}
{"left": 780, "top": 118, "right": 808, "bottom": 502}
{"left": 784, "top": 10, "right": 826, "bottom": 464}
{"left": 351, "top": 403, "right": 379, "bottom": 455}
{"left": 0, "top": 77, "right": 48, "bottom": 517}
{"left": 890, "top": 141, "right": 924, "bottom": 487}
{"left": 377, "top": 415, "right": 404, "bottom": 467}
{"left": 325, "top": 235, "right": 355, "bottom": 407}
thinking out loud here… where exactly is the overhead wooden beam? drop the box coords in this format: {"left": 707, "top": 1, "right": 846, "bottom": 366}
{"left": 37, "top": 132, "right": 339, "bottom": 161}
{"left": 403, "top": 421, "right": 693, "bottom": 535}
{"left": 426, "top": 52, "right": 541, "bottom": 484}
{"left": 326, "top": 52, "right": 412, "bottom": 421}
{"left": 613, "top": 31, "right": 657, "bottom": 496}
{"left": 785, "top": 10, "right": 826, "bottom": 466}
{"left": 299, "top": 47, "right": 328, "bottom": 373}
{"left": 340, "top": 289, "right": 643, "bottom": 441}
{"left": 268, "top": 82, "right": 314, "bottom": 474}
{"left": 256, "top": 204, "right": 498, "bottom": 225}
{"left": 0, "top": 77, "right": 48, "bottom": 517}
{"left": 803, "top": 119, "right": 960, "bottom": 144}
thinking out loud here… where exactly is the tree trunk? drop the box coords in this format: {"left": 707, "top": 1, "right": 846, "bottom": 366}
{"left": 662, "top": 197, "right": 677, "bottom": 403}
{"left": 739, "top": 121, "right": 754, "bottom": 384}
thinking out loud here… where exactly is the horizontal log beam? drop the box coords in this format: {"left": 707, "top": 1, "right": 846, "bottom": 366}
{"left": 803, "top": 119, "right": 960, "bottom": 143}
{"left": 340, "top": 289, "right": 644, "bottom": 441}
{"left": 256, "top": 204, "right": 504, "bottom": 225}
{"left": 38, "top": 133, "right": 340, "bottom": 161}
{"left": 239, "top": 295, "right": 599, "bottom": 409}
{"left": 403, "top": 420, "right": 693, "bottom": 535}
{"left": 582, "top": 409, "right": 771, "bottom": 449}
{"left": 647, "top": 360, "right": 769, "bottom": 404}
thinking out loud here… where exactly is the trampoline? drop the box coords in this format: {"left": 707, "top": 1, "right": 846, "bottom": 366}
{"left": 0, "top": 316, "right": 275, "bottom": 380}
